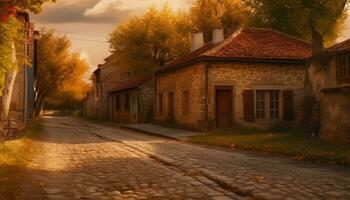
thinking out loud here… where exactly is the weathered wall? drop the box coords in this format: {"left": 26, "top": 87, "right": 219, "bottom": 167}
{"left": 9, "top": 69, "right": 25, "bottom": 121}
{"left": 139, "top": 80, "right": 154, "bottom": 123}
{"left": 155, "top": 61, "right": 306, "bottom": 130}
{"left": 320, "top": 90, "right": 350, "bottom": 143}
{"left": 111, "top": 89, "right": 138, "bottom": 123}
{"left": 208, "top": 62, "right": 306, "bottom": 127}
{"left": 155, "top": 62, "right": 207, "bottom": 130}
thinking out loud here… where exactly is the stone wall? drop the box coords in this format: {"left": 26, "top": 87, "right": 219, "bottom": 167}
{"left": 155, "top": 61, "right": 306, "bottom": 130}
{"left": 208, "top": 62, "right": 306, "bottom": 127}
{"left": 155, "top": 63, "right": 207, "bottom": 130}
{"left": 320, "top": 89, "right": 350, "bottom": 143}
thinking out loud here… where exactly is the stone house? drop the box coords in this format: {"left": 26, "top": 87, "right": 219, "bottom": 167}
{"left": 154, "top": 28, "right": 312, "bottom": 131}
{"left": 108, "top": 76, "right": 153, "bottom": 123}
{"left": 308, "top": 39, "right": 350, "bottom": 143}
{"left": 84, "top": 55, "right": 154, "bottom": 122}
{"left": 86, "top": 56, "right": 130, "bottom": 119}
{"left": 5, "top": 12, "right": 37, "bottom": 124}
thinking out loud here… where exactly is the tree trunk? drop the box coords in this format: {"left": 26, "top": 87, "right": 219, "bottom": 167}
{"left": 301, "top": 28, "right": 324, "bottom": 136}
{"left": 1, "top": 42, "right": 18, "bottom": 119}
{"left": 34, "top": 95, "right": 45, "bottom": 117}
{"left": 311, "top": 29, "right": 324, "bottom": 56}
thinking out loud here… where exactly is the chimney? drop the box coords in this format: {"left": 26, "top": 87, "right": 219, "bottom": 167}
{"left": 191, "top": 32, "right": 204, "bottom": 52}
{"left": 212, "top": 29, "right": 224, "bottom": 44}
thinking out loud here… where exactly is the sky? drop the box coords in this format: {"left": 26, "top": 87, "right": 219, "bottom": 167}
{"left": 31, "top": 0, "right": 194, "bottom": 78}
{"left": 32, "top": 0, "right": 350, "bottom": 78}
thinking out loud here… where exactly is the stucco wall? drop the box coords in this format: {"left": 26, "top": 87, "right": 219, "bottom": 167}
{"left": 320, "top": 91, "right": 350, "bottom": 143}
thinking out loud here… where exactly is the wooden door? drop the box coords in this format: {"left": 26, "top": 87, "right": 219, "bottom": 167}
{"left": 216, "top": 89, "right": 232, "bottom": 128}
{"left": 168, "top": 92, "right": 174, "bottom": 122}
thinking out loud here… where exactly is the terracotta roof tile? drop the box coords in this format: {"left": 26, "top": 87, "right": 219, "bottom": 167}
{"left": 110, "top": 75, "right": 152, "bottom": 93}
{"left": 156, "top": 28, "right": 312, "bottom": 74}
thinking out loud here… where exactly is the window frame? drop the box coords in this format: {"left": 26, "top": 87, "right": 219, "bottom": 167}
{"left": 256, "top": 91, "right": 266, "bottom": 120}
{"left": 255, "top": 90, "right": 281, "bottom": 121}
{"left": 269, "top": 91, "right": 280, "bottom": 120}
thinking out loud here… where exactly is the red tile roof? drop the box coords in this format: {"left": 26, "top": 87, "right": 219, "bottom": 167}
{"left": 109, "top": 75, "right": 152, "bottom": 93}
{"left": 156, "top": 28, "right": 311, "bottom": 74}
{"left": 326, "top": 39, "right": 350, "bottom": 54}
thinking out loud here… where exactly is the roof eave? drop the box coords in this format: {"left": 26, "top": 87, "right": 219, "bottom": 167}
{"left": 155, "top": 56, "right": 308, "bottom": 75}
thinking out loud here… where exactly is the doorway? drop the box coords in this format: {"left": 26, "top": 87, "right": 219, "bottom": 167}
{"left": 215, "top": 87, "right": 233, "bottom": 128}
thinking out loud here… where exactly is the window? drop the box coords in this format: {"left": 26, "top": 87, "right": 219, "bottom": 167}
{"left": 158, "top": 93, "right": 163, "bottom": 114}
{"left": 182, "top": 90, "right": 190, "bottom": 115}
{"left": 269, "top": 91, "right": 280, "bottom": 120}
{"left": 255, "top": 90, "right": 280, "bottom": 120}
{"left": 256, "top": 91, "right": 265, "bottom": 120}
{"left": 124, "top": 93, "right": 130, "bottom": 111}
{"left": 115, "top": 95, "right": 120, "bottom": 110}
{"left": 336, "top": 54, "right": 350, "bottom": 84}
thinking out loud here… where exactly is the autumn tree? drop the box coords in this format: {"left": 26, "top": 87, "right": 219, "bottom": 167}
{"left": 190, "top": 0, "right": 249, "bottom": 42}
{"left": 34, "top": 31, "right": 90, "bottom": 116}
{"left": 244, "top": 0, "right": 349, "bottom": 134}
{"left": 0, "top": 0, "right": 54, "bottom": 119}
{"left": 109, "top": 6, "right": 193, "bottom": 72}
{"left": 245, "top": 0, "right": 349, "bottom": 53}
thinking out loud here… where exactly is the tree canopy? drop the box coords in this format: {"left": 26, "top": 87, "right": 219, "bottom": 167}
{"left": 109, "top": 6, "right": 192, "bottom": 72}
{"left": 245, "top": 0, "right": 349, "bottom": 50}
{"left": 35, "top": 31, "right": 90, "bottom": 115}
{"left": 190, "top": 0, "right": 249, "bottom": 42}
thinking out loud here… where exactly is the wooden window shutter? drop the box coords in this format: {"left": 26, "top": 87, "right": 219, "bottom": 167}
{"left": 243, "top": 90, "right": 255, "bottom": 122}
{"left": 283, "top": 90, "right": 294, "bottom": 121}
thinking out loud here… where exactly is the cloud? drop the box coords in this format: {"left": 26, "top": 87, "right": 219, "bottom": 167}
{"left": 85, "top": 0, "right": 193, "bottom": 16}
{"left": 32, "top": 0, "right": 132, "bottom": 24}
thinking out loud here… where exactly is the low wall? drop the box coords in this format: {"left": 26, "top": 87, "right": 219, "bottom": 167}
{"left": 320, "top": 87, "right": 350, "bottom": 143}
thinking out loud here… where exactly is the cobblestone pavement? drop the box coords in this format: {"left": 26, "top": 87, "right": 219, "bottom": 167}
{"left": 69, "top": 117, "right": 350, "bottom": 200}
{"left": 20, "top": 116, "right": 240, "bottom": 200}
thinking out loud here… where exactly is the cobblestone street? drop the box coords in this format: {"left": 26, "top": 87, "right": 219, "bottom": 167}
{"left": 18, "top": 116, "right": 350, "bottom": 200}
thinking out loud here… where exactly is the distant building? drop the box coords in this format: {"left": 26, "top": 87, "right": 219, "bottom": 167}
{"left": 108, "top": 76, "right": 153, "bottom": 123}
{"left": 84, "top": 55, "right": 154, "bottom": 123}
{"left": 154, "top": 28, "right": 312, "bottom": 131}
{"left": 309, "top": 39, "right": 350, "bottom": 143}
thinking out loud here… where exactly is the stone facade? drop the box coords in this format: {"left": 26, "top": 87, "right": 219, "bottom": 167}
{"left": 85, "top": 56, "right": 137, "bottom": 120}
{"left": 110, "top": 80, "right": 154, "bottom": 123}
{"left": 155, "top": 61, "right": 306, "bottom": 131}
